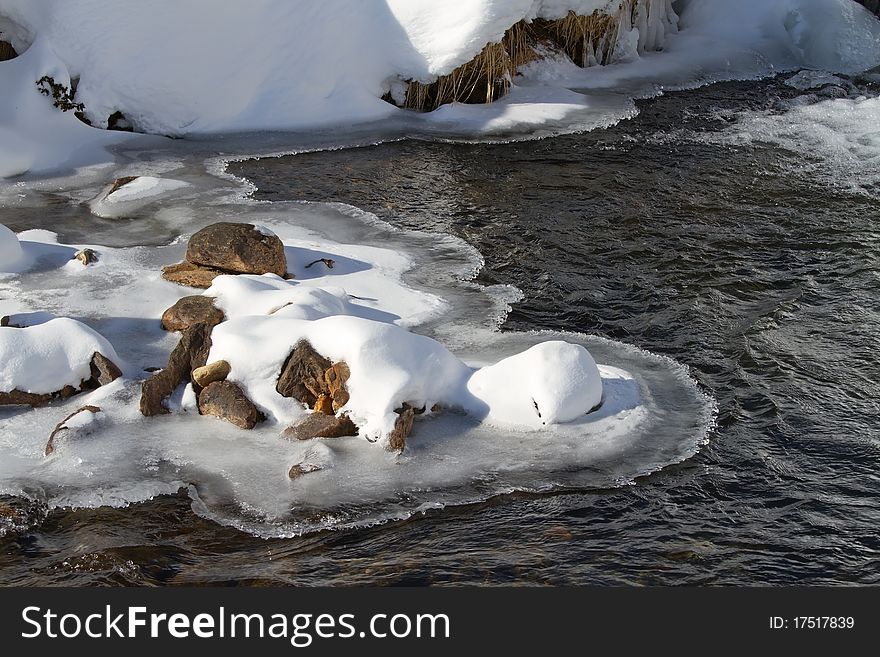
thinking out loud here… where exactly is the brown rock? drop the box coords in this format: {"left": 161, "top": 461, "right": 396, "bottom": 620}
{"left": 192, "top": 360, "right": 231, "bottom": 387}
{"left": 140, "top": 322, "right": 213, "bottom": 416}
{"left": 186, "top": 222, "right": 287, "bottom": 276}
{"left": 0, "top": 40, "right": 17, "bottom": 62}
{"left": 74, "top": 248, "right": 98, "bottom": 265}
{"left": 86, "top": 352, "right": 122, "bottom": 388}
{"left": 282, "top": 413, "right": 358, "bottom": 440}
{"left": 197, "top": 380, "right": 263, "bottom": 429}
{"left": 324, "top": 361, "right": 351, "bottom": 411}
{"left": 107, "top": 176, "right": 138, "bottom": 195}
{"left": 161, "top": 262, "right": 226, "bottom": 289}
{"left": 276, "top": 340, "right": 331, "bottom": 407}
{"left": 0, "top": 390, "right": 53, "bottom": 407}
{"left": 161, "top": 295, "right": 225, "bottom": 332}
{"left": 45, "top": 405, "right": 101, "bottom": 456}
{"left": 387, "top": 403, "right": 417, "bottom": 453}
{"left": 0, "top": 315, "right": 8, "bottom": 327}
{"left": 288, "top": 462, "right": 322, "bottom": 479}
{"left": 313, "top": 394, "right": 333, "bottom": 415}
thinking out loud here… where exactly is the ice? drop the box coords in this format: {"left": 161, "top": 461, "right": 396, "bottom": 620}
{"left": 89, "top": 176, "right": 190, "bottom": 218}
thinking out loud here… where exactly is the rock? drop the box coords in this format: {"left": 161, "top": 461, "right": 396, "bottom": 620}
{"left": 86, "top": 352, "right": 122, "bottom": 388}
{"left": 186, "top": 222, "right": 287, "bottom": 277}
{"left": 0, "top": 40, "right": 17, "bottom": 62}
{"left": 161, "top": 295, "right": 225, "bottom": 332}
{"left": 107, "top": 111, "right": 133, "bottom": 132}
{"left": 161, "top": 262, "right": 226, "bottom": 289}
{"left": 0, "top": 315, "right": 8, "bottom": 327}
{"left": 197, "top": 380, "right": 263, "bottom": 429}
{"left": 324, "top": 361, "right": 350, "bottom": 411}
{"left": 74, "top": 248, "right": 98, "bottom": 265}
{"left": 192, "top": 360, "right": 231, "bottom": 387}
{"left": 387, "top": 403, "right": 417, "bottom": 453}
{"left": 313, "top": 394, "right": 333, "bottom": 415}
{"left": 276, "top": 340, "right": 332, "bottom": 407}
{"left": 107, "top": 176, "right": 138, "bottom": 195}
{"left": 44, "top": 405, "right": 101, "bottom": 456}
{"left": 140, "top": 322, "right": 213, "bottom": 416}
{"left": 288, "top": 462, "right": 322, "bottom": 479}
{"left": 0, "top": 390, "right": 53, "bottom": 407}
{"left": 282, "top": 412, "right": 358, "bottom": 440}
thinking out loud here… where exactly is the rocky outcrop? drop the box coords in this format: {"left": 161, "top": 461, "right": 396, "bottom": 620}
{"left": 197, "top": 380, "right": 263, "bottom": 429}
{"left": 186, "top": 222, "right": 287, "bottom": 277}
{"left": 191, "top": 360, "right": 231, "bottom": 387}
{"left": 161, "top": 295, "right": 225, "bottom": 332}
{"left": 140, "top": 322, "right": 213, "bottom": 416}
{"left": 282, "top": 412, "right": 358, "bottom": 440}
{"left": 161, "top": 262, "right": 226, "bottom": 289}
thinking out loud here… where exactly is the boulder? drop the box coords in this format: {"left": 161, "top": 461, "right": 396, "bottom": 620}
{"left": 161, "top": 262, "right": 226, "bottom": 289}
{"left": 282, "top": 412, "right": 358, "bottom": 440}
{"left": 387, "top": 403, "right": 417, "bottom": 453}
{"left": 192, "top": 360, "right": 231, "bottom": 387}
{"left": 161, "top": 295, "right": 225, "bottom": 332}
{"left": 140, "top": 322, "right": 213, "bottom": 416}
{"left": 197, "top": 380, "right": 263, "bottom": 429}
{"left": 0, "top": 351, "right": 119, "bottom": 407}
{"left": 276, "top": 340, "right": 331, "bottom": 407}
{"left": 186, "top": 222, "right": 287, "bottom": 276}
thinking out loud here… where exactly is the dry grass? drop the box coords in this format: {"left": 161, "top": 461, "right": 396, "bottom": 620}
{"left": 398, "top": 2, "right": 641, "bottom": 112}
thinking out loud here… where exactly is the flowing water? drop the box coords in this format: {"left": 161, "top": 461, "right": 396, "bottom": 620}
{"left": 1, "top": 77, "right": 879, "bottom": 585}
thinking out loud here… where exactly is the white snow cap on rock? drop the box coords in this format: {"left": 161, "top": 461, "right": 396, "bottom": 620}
{"left": 0, "top": 317, "right": 119, "bottom": 394}
{"left": 0, "top": 223, "right": 23, "bottom": 270}
{"left": 466, "top": 341, "right": 603, "bottom": 428}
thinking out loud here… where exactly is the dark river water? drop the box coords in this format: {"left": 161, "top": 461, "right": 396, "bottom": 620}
{"left": 2, "top": 78, "right": 879, "bottom": 585}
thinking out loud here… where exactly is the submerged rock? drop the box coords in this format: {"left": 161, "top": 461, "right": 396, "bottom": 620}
{"left": 161, "top": 262, "right": 226, "bottom": 289}
{"left": 186, "top": 222, "right": 287, "bottom": 277}
{"left": 44, "top": 405, "right": 102, "bottom": 456}
{"left": 388, "top": 403, "right": 417, "bottom": 453}
{"left": 282, "top": 412, "right": 358, "bottom": 440}
{"left": 288, "top": 462, "right": 322, "bottom": 479}
{"left": 197, "top": 380, "right": 263, "bottom": 429}
{"left": 140, "top": 322, "right": 213, "bottom": 416}
{"left": 161, "top": 295, "right": 224, "bottom": 332}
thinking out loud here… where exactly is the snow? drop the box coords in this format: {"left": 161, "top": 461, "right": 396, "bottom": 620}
{"left": 0, "top": 317, "right": 119, "bottom": 394}
{"left": 0, "top": 223, "right": 23, "bottom": 270}
{"left": 785, "top": 70, "right": 848, "bottom": 90}
{"left": 89, "top": 176, "right": 190, "bottom": 219}
{"left": 0, "top": 36, "right": 149, "bottom": 177}
{"left": 465, "top": 341, "right": 603, "bottom": 428}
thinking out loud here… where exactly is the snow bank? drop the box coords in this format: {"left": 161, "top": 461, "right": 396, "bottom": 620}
{"left": 0, "top": 317, "right": 118, "bottom": 394}
{"left": 0, "top": 223, "right": 22, "bottom": 270}
{"left": 0, "top": 36, "right": 143, "bottom": 177}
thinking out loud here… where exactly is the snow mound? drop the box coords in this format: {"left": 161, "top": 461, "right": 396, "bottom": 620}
{"left": 466, "top": 340, "right": 603, "bottom": 428}
{"left": 204, "top": 274, "right": 354, "bottom": 321}
{"left": 0, "top": 223, "right": 23, "bottom": 271}
{"left": 0, "top": 317, "right": 118, "bottom": 394}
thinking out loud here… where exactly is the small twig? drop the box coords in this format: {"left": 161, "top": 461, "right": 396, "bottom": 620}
{"left": 304, "top": 258, "right": 335, "bottom": 270}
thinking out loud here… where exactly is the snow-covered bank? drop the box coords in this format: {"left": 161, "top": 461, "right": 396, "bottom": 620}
{"left": 2, "top": 0, "right": 878, "bottom": 161}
